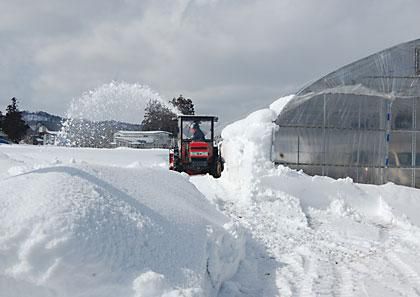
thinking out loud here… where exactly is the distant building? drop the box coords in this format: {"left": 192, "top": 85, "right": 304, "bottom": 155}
{"left": 0, "top": 130, "right": 10, "bottom": 144}
{"left": 113, "top": 131, "right": 172, "bottom": 149}
{"left": 32, "top": 124, "right": 59, "bottom": 145}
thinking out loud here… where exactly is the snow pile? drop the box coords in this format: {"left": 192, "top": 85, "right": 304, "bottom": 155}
{"left": 0, "top": 148, "right": 245, "bottom": 297}
{"left": 220, "top": 95, "right": 294, "bottom": 200}
{"left": 268, "top": 94, "right": 295, "bottom": 115}
{"left": 220, "top": 109, "right": 276, "bottom": 200}
{"left": 0, "top": 146, "right": 170, "bottom": 170}
{"left": 132, "top": 271, "right": 201, "bottom": 297}
{"left": 220, "top": 93, "right": 420, "bottom": 226}
{"left": 192, "top": 94, "right": 420, "bottom": 296}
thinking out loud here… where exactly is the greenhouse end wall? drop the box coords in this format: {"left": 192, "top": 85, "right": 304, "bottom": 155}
{"left": 272, "top": 39, "right": 420, "bottom": 188}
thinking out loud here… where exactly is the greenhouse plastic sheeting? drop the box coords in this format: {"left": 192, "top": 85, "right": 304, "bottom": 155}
{"left": 273, "top": 39, "right": 420, "bottom": 187}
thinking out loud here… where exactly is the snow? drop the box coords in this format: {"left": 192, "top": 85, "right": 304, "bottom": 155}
{"left": 220, "top": 108, "right": 277, "bottom": 201}
{"left": 2, "top": 94, "right": 420, "bottom": 296}
{"left": 193, "top": 95, "right": 420, "bottom": 296}
{"left": 269, "top": 94, "right": 295, "bottom": 116}
{"left": 0, "top": 146, "right": 244, "bottom": 297}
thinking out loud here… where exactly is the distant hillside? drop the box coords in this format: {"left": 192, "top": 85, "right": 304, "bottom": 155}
{"left": 22, "top": 111, "right": 143, "bottom": 132}
{"left": 22, "top": 111, "right": 63, "bottom": 131}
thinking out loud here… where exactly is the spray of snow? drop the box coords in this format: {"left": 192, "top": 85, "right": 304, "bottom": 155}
{"left": 65, "top": 81, "right": 170, "bottom": 123}
{"left": 57, "top": 81, "right": 176, "bottom": 146}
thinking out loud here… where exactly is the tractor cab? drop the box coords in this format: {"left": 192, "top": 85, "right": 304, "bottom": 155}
{"left": 170, "top": 115, "right": 223, "bottom": 178}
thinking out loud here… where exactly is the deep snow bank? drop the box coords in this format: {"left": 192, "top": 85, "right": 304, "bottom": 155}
{"left": 0, "top": 146, "right": 169, "bottom": 170}
{"left": 220, "top": 95, "right": 293, "bottom": 201}
{"left": 200, "top": 94, "right": 420, "bottom": 296}
{"left": 0, "top": 149, "right": 244, "bottom": 297}
{"left": 220, "top": 94, "right": 420, "bottom": 226}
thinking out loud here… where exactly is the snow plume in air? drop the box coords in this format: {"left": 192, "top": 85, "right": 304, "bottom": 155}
{"left": 57, "top": 81, "right": 174, "bottom": 147}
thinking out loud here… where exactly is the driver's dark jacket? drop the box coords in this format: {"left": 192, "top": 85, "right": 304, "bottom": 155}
{"left": 192, "top": 128, "right": 205, "bottom": 141}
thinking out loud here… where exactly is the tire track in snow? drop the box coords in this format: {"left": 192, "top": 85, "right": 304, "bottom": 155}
{"left": 387, "top": 252, "right": 420, "bottom": 293}
{"left": 192, "top": 175, "right": 420, "bottom": 297}
{"left": 334, "top": 264, "right": 354, "bottom": 297}
{"left": 297, "top": 253, "right": 316, "bottom": 297}
{"left": 348, "top": 228, "right": 420, "bottom": 297}
{"left": 279, "top": 255, "right": 307, "bottom": 297}
{"left": 279, "top": 251, "right": 319, "bottom": 297}
{"left": 312, "top": 258, "right": 335, "bottom": 297}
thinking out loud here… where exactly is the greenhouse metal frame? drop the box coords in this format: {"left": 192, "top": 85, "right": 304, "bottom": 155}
{"left": 272, "top": 39, "right": 420, "bottom": 188}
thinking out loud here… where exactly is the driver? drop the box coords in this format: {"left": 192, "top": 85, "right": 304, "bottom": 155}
{"left": 191, "top": 122, "right": 205, "bottom": 141}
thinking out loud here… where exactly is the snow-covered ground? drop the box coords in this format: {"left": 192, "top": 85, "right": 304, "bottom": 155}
{"left": 2, "top": 95, "right": 420, "bottom": 296}
{"left": 192, "top": 95, "right": 420, "bottom": 296}
{"left": 0, "top": 146, "right": 244, "bottom": 297}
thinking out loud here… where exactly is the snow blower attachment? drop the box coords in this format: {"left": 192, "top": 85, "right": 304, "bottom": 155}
{"left": 169, "top": 115, "right": 224, "bottom": 178}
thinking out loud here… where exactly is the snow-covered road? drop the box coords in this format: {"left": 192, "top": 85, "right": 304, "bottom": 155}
{"left": 190, "top": 96, "right": 420, "bottom": 297}
{"left": 192, "top": 171, "right": 420, "bottom": 297}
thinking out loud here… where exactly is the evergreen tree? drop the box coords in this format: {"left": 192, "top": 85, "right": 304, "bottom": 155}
{"left": 141, "top": 100, "right": 177, "bottom": 135}
{"left": 0, "top": 110, "right": 3, "bottom": 130}
{"left": 3, "top": 97, "right": 29, "bottom": 143}
{"left": 170, "top": 95, "right": 195, "bottom": 115}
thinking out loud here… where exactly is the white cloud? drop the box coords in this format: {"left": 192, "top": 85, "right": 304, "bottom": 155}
{"left": 1, "top": 0, "right": 420, "bottom": 121}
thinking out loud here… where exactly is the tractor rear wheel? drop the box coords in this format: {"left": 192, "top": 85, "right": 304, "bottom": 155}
{"left": 211, "top": 159, "right": 222, "bottom": 178}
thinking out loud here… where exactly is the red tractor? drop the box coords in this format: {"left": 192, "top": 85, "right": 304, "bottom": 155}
{"left": 169, "top": 115, "right": 224, "bottom": 178}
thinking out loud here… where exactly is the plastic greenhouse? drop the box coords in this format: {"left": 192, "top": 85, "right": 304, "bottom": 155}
{"left": 272, "top": 39, "right": 420, "bottom": 187}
